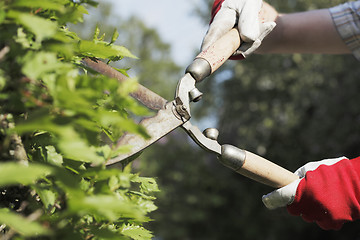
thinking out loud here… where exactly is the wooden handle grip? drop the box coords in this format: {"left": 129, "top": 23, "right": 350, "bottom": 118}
{"left": 219, "top": 145, "right": 298, "bottom": 188}
{"left": 197, "top": 28, "right": 241, "bottom": 74}
{"left": 237, "top": 151, "right": 298, "bottom": 188}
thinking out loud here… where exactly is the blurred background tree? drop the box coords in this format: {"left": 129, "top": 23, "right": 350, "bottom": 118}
{"left": 73, "top": 0, "right": 360, "bottom": 239}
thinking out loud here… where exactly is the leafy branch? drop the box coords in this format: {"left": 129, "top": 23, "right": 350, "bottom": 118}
{"left": 0, "top": 0, "right": 159, "bottom": 239}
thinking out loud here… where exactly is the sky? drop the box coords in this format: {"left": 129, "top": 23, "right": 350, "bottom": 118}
{"left": 104, "top": 0, "right": 208, "bottom": 66}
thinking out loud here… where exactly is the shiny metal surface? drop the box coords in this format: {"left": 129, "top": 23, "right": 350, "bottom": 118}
{"left": 186, "top": 58, "right": 211, "bottom": 82}
{"left": 106, "top": 101, "right": 184, "bottom": 165}
{"left": 181, "top": 121, "right": 221, "bottom": 155}
{"left": 203, "top": 128, "right": 219, "bottom": 141}
{"left": 219, "top": 144, "right": 246, "bottom": 171}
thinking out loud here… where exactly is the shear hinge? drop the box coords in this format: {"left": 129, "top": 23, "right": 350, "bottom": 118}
{"left": 174, "top": 97, "right": 191, "bottom": 121}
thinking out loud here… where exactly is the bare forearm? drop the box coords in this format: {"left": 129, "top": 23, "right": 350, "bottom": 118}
{"left": 257, "top": 9, "right": 350, "bottom": 54}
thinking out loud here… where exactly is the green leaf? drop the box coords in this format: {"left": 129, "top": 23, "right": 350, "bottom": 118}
{"left": 21, "top": 51, "right": 73, "bottom": 80}
{"left": 121, "top": 224, "right": 153, "bottom": 240}
{"left": 110, "top": 44, "right": 138, "bottom": 59}
{"left": 56, "top": 127, "right": 107, "bottom": 165}
{"left": 0, "top": 208, "right": 50, "bottom": 237}
{"left": 132, "top": 176, "right": 160, "bottom": 194}
{"left": 45, "top": 145, "right": 63, "bottom": 166}
{"left": 45, "top": 43, "right": 75, "bottom": 59}
{"left": 116, "top": 118, "right": 150, "bottom": 139}
{"left": 0, "top": 69, "right": 7, "bottom": 91}
{"left": 35, "top": 186, "right": 57, "bottom": 212}
{"left": 14, "top": 27, "right": 39, "bottom": 49}
{"left": 81, "top": 0, "right": 99, "bottom": 7}
{"left": 81, "top": 168, "right": 128, "bottom": 181}
{"left": 68, "top": 194, "right": 145, "bottom": 222}
{"left": 12, "top": 0, "right": 65, "bottom": 12}
{"left": 110, "top": 29, "right": 119, "bottom": 44}
{"left": 113, "top": 67, "right": 130, "bottom": 77}
{"left": 135, "top": 196, "right": 158, "bottom": 213}
{"left": 0, "top": 163, "right": 53, "bottom": 186}
{"left": 15, "top": 112, "right": 114, "bottom": 165}
{"left": 93, "top": 25, "right": 101, "bottom": 41}
{"left": 51, "top": 165, "right": 82, "bottom": 191}
{"left": 109, "top": 145, "right": 133, "bottom": 159}
{"left": 14, "top": 109, "right": 60, "bottom": 135}
{"left": 89, "top": 228, "right": 128, "bottom": 240}
{"left": 7, "top": 10, "right": 58, "bottom": 42}
{"left": 78, "top": 40, "right": 137, "bottom": 59}
{"left": 0, "top": 8, "right": 6, "bottom": 24}
{"left": 62, "top": 4, "right": 88, "bottom": 24}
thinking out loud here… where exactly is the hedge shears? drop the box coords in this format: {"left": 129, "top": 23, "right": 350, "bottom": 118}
{"left": 83, "top": 29, "right": 298, "bottom": 189}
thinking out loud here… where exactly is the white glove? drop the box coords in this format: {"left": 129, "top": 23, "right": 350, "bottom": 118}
{"left": 201, "top": 0, "right": 276, "bottom": 58}
{"left": 262, "top": 157, "right": 347, "bottom": 210}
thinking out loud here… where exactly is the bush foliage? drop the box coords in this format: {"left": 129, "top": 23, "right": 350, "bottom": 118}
{"left": 0, "top": 0, "right": 159, "bottom": 239}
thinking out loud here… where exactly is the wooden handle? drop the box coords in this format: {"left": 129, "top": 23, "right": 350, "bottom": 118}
{"left": 197, "top": 28, "right": 241, "bottom": 74}
{"left": 219, "top": 145, "right": 298, "bottom": 188}
{"left": 186, "top": 28, "right": 241, "bottom": 82}
{"left": 237, "top": 151, "right": 298, "bottom": 188}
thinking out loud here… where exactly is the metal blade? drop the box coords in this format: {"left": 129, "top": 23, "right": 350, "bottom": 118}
{"left": 106, "top": 101, "right": 184, "bottom": 165}
{"left": 82, "top": 58, "right": 167, "bottom": 110}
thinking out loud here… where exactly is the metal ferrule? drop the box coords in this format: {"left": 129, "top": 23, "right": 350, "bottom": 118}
{"left": 186, "top": 58, "right": 211, "bottom": 82}
{"left": 219, "top": 144, "right": 246, "bottom": 171}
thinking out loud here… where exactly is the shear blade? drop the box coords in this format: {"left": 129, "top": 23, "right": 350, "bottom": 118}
{"left": 106, "top": 101, "right": 184, "bottom": 166}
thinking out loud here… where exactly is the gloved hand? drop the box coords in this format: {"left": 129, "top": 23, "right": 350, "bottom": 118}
{"left": 201, "top": 0, "right": 277, "bottom": 59}
{"left": 262, "top": 156, "right": 360, "bottom": 230}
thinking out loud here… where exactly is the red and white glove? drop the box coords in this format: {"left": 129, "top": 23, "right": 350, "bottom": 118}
{"left": 201, "top": 0, "right": 276, "bottom": 59}
{"left": 262, "top": 156, "right": 360, "bottom": 230}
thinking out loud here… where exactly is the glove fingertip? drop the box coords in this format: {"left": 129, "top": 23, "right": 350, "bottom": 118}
{"left": 239, "top": 0, "right": 262, "bottom": 41}
{"left": 262, "top": 179, "right": 302, "bottom": 210}
{"left": 262, "top": 194, "right": 278, "bottom": 210}
{"left": 239, "top": 28, "right": 260, "bottom": 42}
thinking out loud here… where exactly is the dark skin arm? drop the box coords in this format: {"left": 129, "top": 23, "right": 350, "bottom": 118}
{"left": 256, "top": 3, "right": 350, "bottom": 54}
